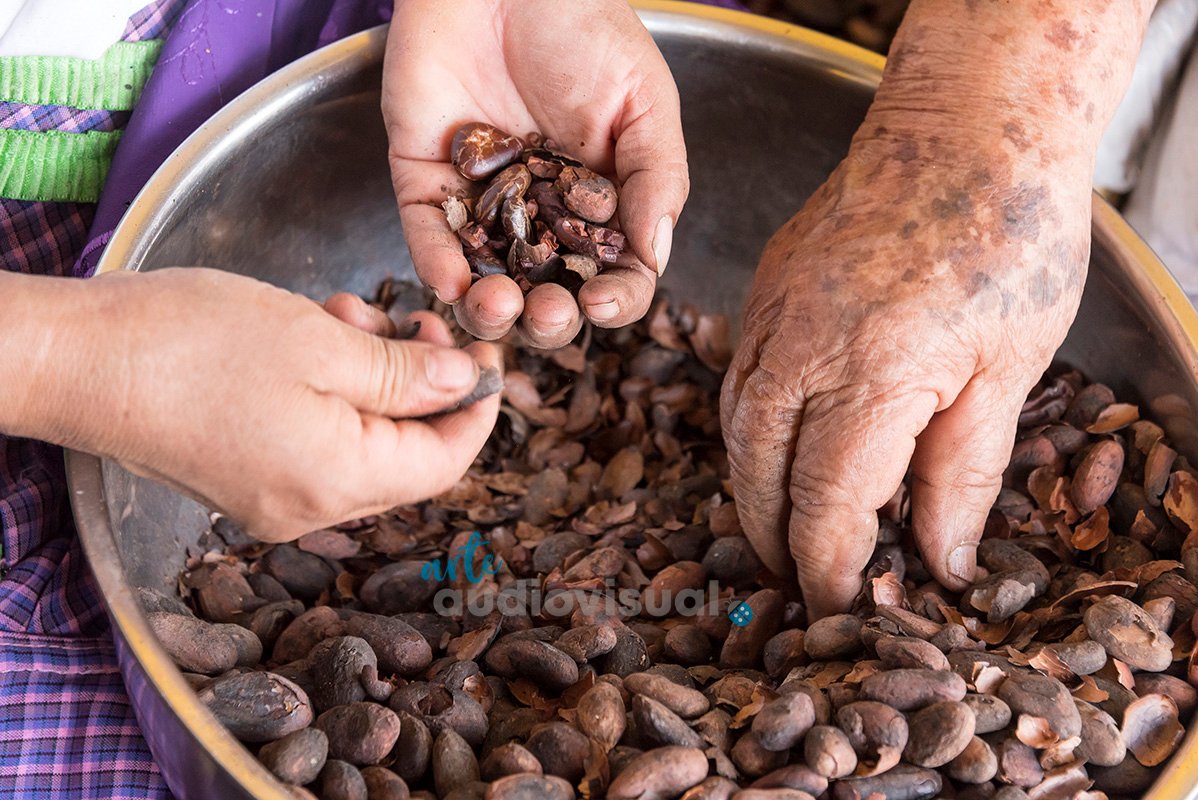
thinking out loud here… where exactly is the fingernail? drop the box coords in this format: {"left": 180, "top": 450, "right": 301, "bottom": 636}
{"left": 652, "top": 215, "right": 674, "bottom": 277}
{"left": 948, "top": 542, "right": 978, "bottom": 584}
{"left": 587, "top": 300, "right": 619, "bottom": 322}
{"left": 427, "top": 349, "right": 477, "bottom": 390}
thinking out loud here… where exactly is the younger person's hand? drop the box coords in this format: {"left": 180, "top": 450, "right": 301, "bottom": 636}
{"left": 4, "top": 268, "right": 500, "bottom": 541}
{"left": 383, "top": 0, "right": 688, "bottom": 349}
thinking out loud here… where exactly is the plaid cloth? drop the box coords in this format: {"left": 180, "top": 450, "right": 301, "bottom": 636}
{"left": 0, "top": 633, "right": 157, "bottom": 798}
{"left": 123, "top": 0, "right": 184, "bottom": 43}
{"left": 0, "top": 103, "right": 130, "bottom": 134}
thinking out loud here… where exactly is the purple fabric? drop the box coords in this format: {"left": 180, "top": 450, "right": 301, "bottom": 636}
{"left": 0, "top": 200, "right": 94, "bottom": 274}
{"left": 79, "top": 0, "right": 393, "bottom": 278}
{"left": 0, "top": 631, "right": 162, "bottom": 799}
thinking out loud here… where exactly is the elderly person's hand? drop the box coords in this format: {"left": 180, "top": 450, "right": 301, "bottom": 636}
{"left": 382, "top": 0, "right": 688, "bottom": 349}
{"left": 723, "top": 0, "right": 1156, "bottom": 618}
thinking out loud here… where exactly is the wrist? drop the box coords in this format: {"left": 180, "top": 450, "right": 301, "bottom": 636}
{"left": 860, "top": 0, "right": 1153, "bottom": 180}
{"left": 0, "top": 272, "right": 91, "bottom": 443}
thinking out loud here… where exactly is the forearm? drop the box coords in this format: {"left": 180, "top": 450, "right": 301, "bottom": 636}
{"left": 0, "top": 272, "right": 84, "bottom": 441}
{"left": 861, "top": 0, "right": 1155, "bottom": 176}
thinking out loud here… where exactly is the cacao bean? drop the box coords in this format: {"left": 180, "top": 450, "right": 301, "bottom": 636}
{"left": 829, "top": 765, "right": 942, "bottom": 800}
{"left": 432, "top": 729, "right": 480, "bottom": 797}
{"left": 320, "top": 760, "right": 368, "bottom": 800}
{"left": 451, "top": 123, "right": 523, "bottom": 181}
{"left": 836, "top": 701, "right": 909, "bottom": 774}
{"left": 258, "top": 727, "right": 329, "bottom": 785}
{"left": 1084, "top": 594, "right": 1174, "bottom": 672}
{"left": 946, "top": 736, "right": 997, "bottom": 784}
{"left": 483, "top": 774, "right": 573, "bottom": 800}
{"left": 360, "top": 766, "right": 409, "bottom": 800}
{"left": 859, "top": 669, "right": 966, "bottom": 711}
{"left": 606, "top": 746, "right": 709, "bottom": 800}
{"left": 804, "top": 614, "right": 863, "bottom": 660}
{"left": 523, "top": 722, "right": 590, "bottom": 782}
{"left": 803, "top": 724, "right": 857, "bottom": 778}
{"left": 751, "top": 691, "right": 815, "bottom": 752}
{"left": 625, "top": 672, "right": 710, "bottom": 719}
{"left": 147, "top": 611, "right": 239, "bottom": 675}
{"left": 198, "top": 671, "right": 312, "bottom": 743}
{"left": 480, "top": 743, "right": 542, "bottom": 781}
{"left": 315, "top": 702, "right": 402, "bottom": 765}
{"left": 903, "top": 701, "right": 976, "bottom": 768}
{"left": 1070, "top": 439, "right": 1125, "bottom": 514}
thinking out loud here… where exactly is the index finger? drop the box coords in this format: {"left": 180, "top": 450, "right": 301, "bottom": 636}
{"left": 391, "top": 159, "right": 476, "bottom": 305}
{"left": 785, "top": 384, "right": 939, "bottom": 619}
{"left": 354, "top": 341, "right": 502, "bottom": 508}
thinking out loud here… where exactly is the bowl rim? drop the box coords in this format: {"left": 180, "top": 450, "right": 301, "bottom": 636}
{"left": 70, "top": 3, "right": 1198, "bottom": 799}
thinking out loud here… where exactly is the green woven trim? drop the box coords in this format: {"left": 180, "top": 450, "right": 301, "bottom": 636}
{"left": 0, "top": 129, "right": 121, "bottom": 202}
{"left": 0, "top": 40, "right": 163, "bottom": 110}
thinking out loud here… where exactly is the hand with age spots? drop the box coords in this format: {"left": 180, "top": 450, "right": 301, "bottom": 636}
{"left": 383, "top": 0, "right": 688, "bottom": 349}
{"left": 723, "top": 0, "right": 1155, "bottom": 619}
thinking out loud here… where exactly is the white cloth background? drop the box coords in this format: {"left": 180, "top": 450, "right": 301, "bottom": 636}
{"left": 0, "top": 0, "right": 148, "bottom": 59}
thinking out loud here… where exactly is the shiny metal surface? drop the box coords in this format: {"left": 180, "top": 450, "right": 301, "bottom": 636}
{"left": 69, "top": 3, "right": 1198, "bottom": 798}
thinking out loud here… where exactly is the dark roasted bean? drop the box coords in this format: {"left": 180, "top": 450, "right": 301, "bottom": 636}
{"left": 315, "top": 702, "right": 402, "bottom": 766}
{"left": 198, "top": 672, "right": 313, "bottom": 743}
{"left": 259, "top": 728, "right": 329, "bottom": 786}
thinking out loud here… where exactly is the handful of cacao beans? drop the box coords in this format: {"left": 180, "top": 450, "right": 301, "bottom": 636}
{"left": 151, "top": 293, "right": 1198, "bottom": 800}
{"left": 443, "top": 122, "right": 625, "bottom": 295}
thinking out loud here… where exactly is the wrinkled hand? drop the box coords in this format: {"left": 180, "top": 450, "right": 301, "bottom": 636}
{"left": 45, "top": 268, "right": 500, "bottom": 541}
{"left": 722, "top": 132, "right": 1092, "bottom": 618}
{"left": 382, "top": 0, "right": 688, "bottom": 349}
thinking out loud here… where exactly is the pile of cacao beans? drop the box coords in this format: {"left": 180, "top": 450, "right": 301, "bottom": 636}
{"left": 443, "top": 122, "right": 626, "bottom": 295}
{"left": 144, "top": 297, "right": 1198, "bottom": 800}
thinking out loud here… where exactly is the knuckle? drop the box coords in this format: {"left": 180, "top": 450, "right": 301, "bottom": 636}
{"left": 372, "top": 339, "right": 416, "bottom": 407}
{"left": 915, "top": 461, "right": 1002, "bottom": 498}
{"left": 787, "top": 461, "right": 857, "bottom": 512}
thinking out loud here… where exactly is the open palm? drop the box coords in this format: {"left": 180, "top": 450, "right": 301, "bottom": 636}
{"left": 382, "top": 0, "right": 689, "bottom": 348}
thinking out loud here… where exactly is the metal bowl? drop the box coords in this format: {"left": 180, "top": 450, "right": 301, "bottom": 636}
{"left": 70, "top": 3, "right": 1198, "bottom": 798}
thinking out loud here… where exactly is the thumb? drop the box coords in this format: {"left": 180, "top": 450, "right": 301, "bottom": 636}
{"left": 335, "top": 332, "right": 483, "bottom": 420}
{"left": 910, "top": 373, "right": 1025, "bottom": 591}
{"left": 787, "top": 385, "right": 939, "bottom": 619}
{"left": 614, "top": 73, "right": 689, "bottom": 276}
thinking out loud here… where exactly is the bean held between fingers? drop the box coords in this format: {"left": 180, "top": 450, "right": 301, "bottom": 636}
{"left": 429, "top": 366, "right": 504, "bottom": 416}
{"left": 152, "top": 298, "right": 1198, "bottom": 798}
{"left": 442, "top": 122, "right": 625, "bottom": 301}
